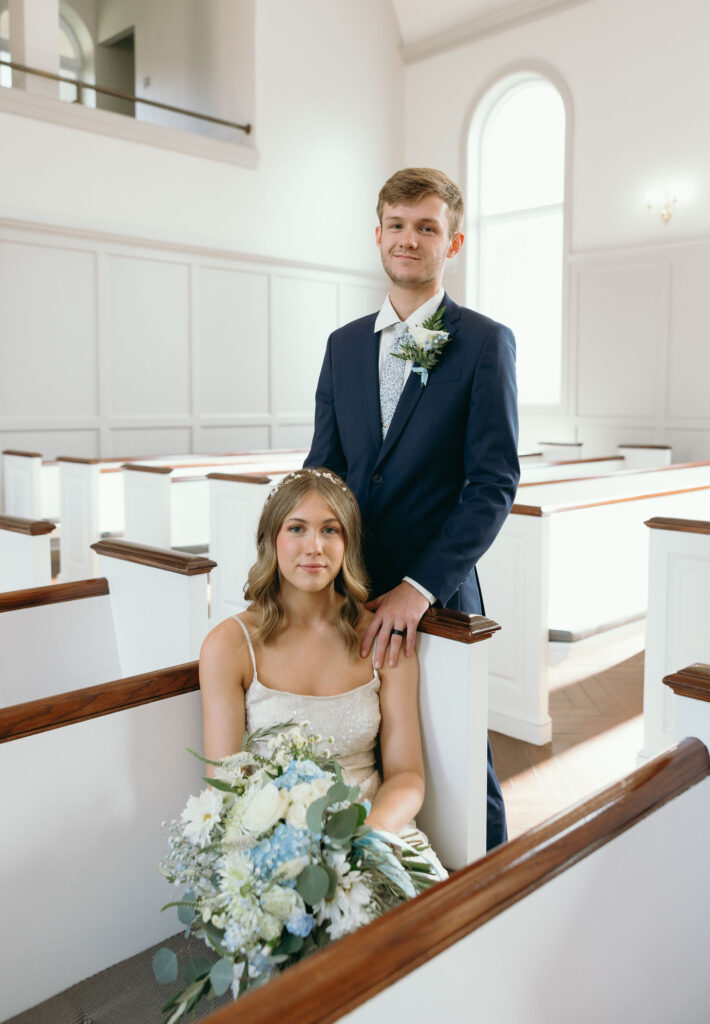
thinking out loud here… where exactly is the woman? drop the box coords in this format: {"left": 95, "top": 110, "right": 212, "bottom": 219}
{"left": 200, "top": 467, "right": 440, "bottom": 851}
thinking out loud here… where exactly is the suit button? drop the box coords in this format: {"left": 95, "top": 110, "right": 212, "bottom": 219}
{"left": 371, "top": 473, "right": 382, "bottom": 484}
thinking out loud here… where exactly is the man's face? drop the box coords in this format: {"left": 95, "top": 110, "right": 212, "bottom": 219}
{"left": 375, "top": 195, "right": 463, "bottom": 291}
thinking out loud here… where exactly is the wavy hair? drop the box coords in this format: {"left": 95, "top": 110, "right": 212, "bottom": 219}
{"left": 244, "top": 469, "right": 369, "bottom": 660}
{"left": 377, "top": 166, "right": 464, "bottom": 237}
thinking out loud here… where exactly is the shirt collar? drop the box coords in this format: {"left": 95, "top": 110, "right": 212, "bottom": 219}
{"left": 373, "top": 287, "right": 446, "bottom": 333}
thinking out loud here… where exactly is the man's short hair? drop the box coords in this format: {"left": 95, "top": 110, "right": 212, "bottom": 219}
{"left": 377, "top": 167, "right": 464, "bottom": 236}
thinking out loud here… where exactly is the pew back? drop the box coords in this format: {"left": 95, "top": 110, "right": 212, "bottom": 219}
{"left": 0, "top": 515, "right": 54, "bottom": 592}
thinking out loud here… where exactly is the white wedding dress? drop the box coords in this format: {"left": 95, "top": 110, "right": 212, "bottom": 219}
{"left": 234, "top": 617, "right": 446, "bottom": 876}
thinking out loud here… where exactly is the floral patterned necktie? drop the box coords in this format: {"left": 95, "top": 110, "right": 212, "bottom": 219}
{"left": 380, "top": 322, "right": 407, "bottom": 439}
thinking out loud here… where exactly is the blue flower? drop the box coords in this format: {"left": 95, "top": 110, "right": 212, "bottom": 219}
{"left": 247, "top": 823, "right": 312, "bottom": 880}
{"left": 274, "top": 759, "right": 330, "bottom": 790}
{"left": 286, "top": 912, "right": 314, "bottom": 937}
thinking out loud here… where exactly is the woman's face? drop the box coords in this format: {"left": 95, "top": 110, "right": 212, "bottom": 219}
{"left": 275, "top": 490, "right": 345, "bottom": 593}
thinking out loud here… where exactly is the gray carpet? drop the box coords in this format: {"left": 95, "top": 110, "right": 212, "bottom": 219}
{"left": 4, "top": 932, "right": 233, "bottom": 1024}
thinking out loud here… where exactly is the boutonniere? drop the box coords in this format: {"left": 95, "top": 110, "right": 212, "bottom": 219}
{"left": 392, "top": 305, "right": 450, "bottom": 387}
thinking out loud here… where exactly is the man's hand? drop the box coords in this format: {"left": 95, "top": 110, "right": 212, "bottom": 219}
{"left": 362, "top": 581, "right": 430, "bottom": 670}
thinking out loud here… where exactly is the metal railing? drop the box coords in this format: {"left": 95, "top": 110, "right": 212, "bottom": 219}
{"left": 0, "top": 58, "right": 252, "bottom": 134}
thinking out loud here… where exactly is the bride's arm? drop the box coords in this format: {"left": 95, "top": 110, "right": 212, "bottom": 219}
{"left": 199, "top": 620, "right": 249, "bottom": 777}
{"left": 365, "top": 651, "right": 425, "bottom": 833}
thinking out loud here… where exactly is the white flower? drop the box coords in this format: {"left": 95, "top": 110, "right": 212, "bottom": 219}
{"left": 275, "top": 855, "right": 310, "bottom": 881}
{"left": 241, "top": 782, "right": 291, "bottom": 834}
{"left": 258, "top": 911, "right": 282, "bottom": 942}
{"left": 409, "top": 325, "right": 447, "bottom": 352}
{"left": 261, "top": 885, "right": 304, "bottom": 922}
{"left": 180, "top": 788, "right": 224, "bottom": 847}
{"left": 214, "top": 751, "right": 258, "bottom": 785}
{"left": 219, "top": 848, "right": 253, "bottom": 897}
{"left": 315, "top": 852, "right": 372, "bottom": 940}
{"left": 231, "top": 960, "right": 246, "bottom": 999}
{"left": 285, "top": 801, "right": 308, "bottom": 829}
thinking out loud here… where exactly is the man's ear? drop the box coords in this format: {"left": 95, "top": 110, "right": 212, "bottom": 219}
{"left": 447, "top": 232, "right": 464, "bottom": 258}
{"left": 375, "top": 225, "right": 382, "bottom": 249}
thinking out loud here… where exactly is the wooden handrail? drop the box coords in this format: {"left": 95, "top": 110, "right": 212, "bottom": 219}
{"left": 619, "top": 444, "right": 672, "bottom": 450}
{"left": 1, "top": 448, "right": 42, "bottom": 458}
{"left": 539, "top": 441, "right": 582, "bottom": 446}
{"left": 0, "top": 577, "right": 108, "bottom": 613}
{"left": 0, "top": 661, "right": 199, "bottom": 743}
{"left": 0, "top": 515, "right": 55, "bottom": 536}
{"left": 207, "top": 472, "right": 274, "bottom": 485}
{"left": 518, "top": 460, "right": 710, "bottom": 491}
{"left": 0, "top": 58, "right": 251, "bottom": 134}
{"left": 56, "top": 456, "right": 102, "bottom": 465}
{"left": 122, "top": 463, "right": 173, "bottom": 475}
{"left": 201, "top": 738, "right": 709, "bottom": 1024}
{"left": 663, "top": 664, "right": 710, "bottom": 704}
{"left": 418, "top": 608, "right": 500, "bottom": 644}
{"left": 646, "top": 516, "right": 710, "bottom": 536}
{"left": 543, "top": 455, "right": 624, "bottom": 467}
{"left": 91, "top": 539, "right": 216, "bottom": 575}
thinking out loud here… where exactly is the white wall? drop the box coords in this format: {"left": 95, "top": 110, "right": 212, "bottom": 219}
{"left": 404, "top": 0, "right": 710, "bottom": 460}
{"left": 0, "top": 0, "right": 400, "bottom": 460}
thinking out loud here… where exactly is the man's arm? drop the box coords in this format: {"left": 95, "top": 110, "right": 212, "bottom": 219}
{"left": 363, "top": 324, "right": 519, "bottom": 667}
{"left": 304, "top": 333, "right": 347, "bottom": 477}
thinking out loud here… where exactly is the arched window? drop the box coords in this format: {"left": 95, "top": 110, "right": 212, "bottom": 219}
{"left": 467, "top": 73, "right": 566, "bottom": 406}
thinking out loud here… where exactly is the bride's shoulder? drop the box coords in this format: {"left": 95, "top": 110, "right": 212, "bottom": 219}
{"left": 200, "top": 611, "right": 257, "bottom": 670}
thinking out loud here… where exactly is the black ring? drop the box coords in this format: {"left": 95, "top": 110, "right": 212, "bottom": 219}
{"left": 391, "top": 628, "right": 406, "bottom": 637}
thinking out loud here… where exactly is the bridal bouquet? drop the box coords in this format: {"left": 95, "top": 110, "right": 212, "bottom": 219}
{"left": 153, "top": 722, "right": 443, "bottom": 1022}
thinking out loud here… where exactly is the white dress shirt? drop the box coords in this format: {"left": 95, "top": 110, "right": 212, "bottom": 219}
{"left": 372, "top": 288, "right": 446, "bottom": 608}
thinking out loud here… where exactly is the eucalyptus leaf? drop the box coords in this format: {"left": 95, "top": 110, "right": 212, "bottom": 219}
{"left": 296, "top": 863, "right": 330, "bottom": 905}
{"left": 182, "top": 957, "right": 212, "bottom": 985}
{"left": 202, "top": 775, "right": 238, "bottom": 793}
{"left": 209, "top": 957, "right": 234, "bottom": 996}
{"left": 326, "top": 779, "right": 349, "bottom": 803}
{"left": 324, "top": 863, "right": 339, "bottom": 900}
{"left": 152, "top": 947, "right": 178, "bottom": 985}
{"left": 272, "top": 932, "right": 304, "bottom": 956}
{"left": 305, "top": 794, "right": 330, "bottom": 833}
{"left": 324, "top": 804, "right": 359, "bottom": 841}
{"left": 178, "top": 903, "right": 196, "bottom": 926}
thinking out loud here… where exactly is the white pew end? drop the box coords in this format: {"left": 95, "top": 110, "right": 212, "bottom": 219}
{"left": 91, "top": 538, "right": 216, "bottom": 676}
{"left": 0, "top": 663, "right": 203, "bottom": 1020}
{"left": 538, "top": 440, "right": 583, "bottom": 460}
{"left": 198, "top": 737, "right": 710, "bottom": 1024}
{"left": 57, "top": 456, "right": 102, "bottom": 581}
{"left": 664, "top": 663, "right": 710, "bottom": 751}
{"left": 2, "top": 448, "right": 43, "bottom": 517}
{"left": 0, "top": 514, "right": 55, "bottom": 591}
{"left": 618, "top": 443, "right": 672, "bottom": 468}
{"left": 0, "top": 578, "right": 121, "bottom": 706}
{"left": 642, "top": 517, "right": 710, "bottom": 761}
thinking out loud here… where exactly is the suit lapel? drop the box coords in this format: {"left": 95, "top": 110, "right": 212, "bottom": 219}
{"left": 359, "top": 322, "right": 383, "bottom": 452}
{"left": 374, "top": 293, "right": 461, "bottom": 469}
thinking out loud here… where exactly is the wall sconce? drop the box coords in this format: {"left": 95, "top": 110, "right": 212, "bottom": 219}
{"left": 646, "top": 189, "right": 677, "bottom": 225}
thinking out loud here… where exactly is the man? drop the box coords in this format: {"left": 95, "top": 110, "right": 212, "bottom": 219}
{"left": 305, "top": 167, "right": 519, "bottom": 848}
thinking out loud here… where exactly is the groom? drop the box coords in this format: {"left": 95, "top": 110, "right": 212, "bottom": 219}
{"left": 304, "top": 167, "right": 519, "bottom": 849}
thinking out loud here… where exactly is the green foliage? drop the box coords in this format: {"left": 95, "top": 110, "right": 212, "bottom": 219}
{"left": 306, "top": 794, "right": 331, "bottom": 832}
{"left": 324, "top": 804, "right": 360, "bottom": 842}
{"left": 182, "top": 957, "right": 212, "bottom": 985}
{"left": 296, "top": 863, "right": 330, "bottom": 906}
{"left": 272, "top": 932, "right": 304, "bottom": 956}
{"left": 153, "top": 947, "right": 178, "bottom": 985}
{"left": 422, "top": 304, "right": 446, "bottom": 331}
{"left": 209, "top": 957, "right": 234, "bottom": 997}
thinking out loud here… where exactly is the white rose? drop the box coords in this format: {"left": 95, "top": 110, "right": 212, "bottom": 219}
{"left": 310, "top": 777, "right": 332, "bottom": 800}
{"left": 261, "top": 885, "right": 304, "bottom": 922}
{"left": 258, "top": 911, "right": 282, "bottom": 942}
{"left": 241, "top": 783, "right": 290, "bottom": 834}
{"left": 285, "top": 801, "right": 308, "bottom": 830}
{"left": 409, "top": 325, "right": 446, "bottom": 352}
{"left": 289, "top": 782, "right": 316, "bottom": 807}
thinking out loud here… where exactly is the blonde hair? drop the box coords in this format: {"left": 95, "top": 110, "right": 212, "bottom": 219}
{"left": 377, "top": 167, "right": 464, "bottom": 237}
{"left": 244, "top": 469, "right": 369, "bottom": 660}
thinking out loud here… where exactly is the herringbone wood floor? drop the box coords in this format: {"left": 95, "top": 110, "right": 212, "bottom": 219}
{"left": 490, "top": 622, "right": 646, "bottom": 840}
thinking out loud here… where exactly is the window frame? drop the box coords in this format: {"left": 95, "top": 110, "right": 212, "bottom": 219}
{"left": 464, "top": 65, "right": 573, "bottom": 416}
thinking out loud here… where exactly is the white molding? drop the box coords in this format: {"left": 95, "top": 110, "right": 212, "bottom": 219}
{"left": 401, "top": 0, "right": 596, "bottom": 64}
{"left": 0, "top": 85, "right": 258, "bottom": 167}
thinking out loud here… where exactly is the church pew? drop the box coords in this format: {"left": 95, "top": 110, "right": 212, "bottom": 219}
{"left": 538, "top": 440, "right": 584, "bottom": 460}
{"left": 1, "top": 449, "right": 60, "bottom": 520}
{"left": 640, "top": 517, "right": 710, "bottom": 762}
{"left": 0, "top": 608, "right": 497, "bottom": 1019}
{"left": 121, "top": 451, "right": 306, "bottom": 553}
{"left": 0, "top": 544, "right": 214, "bottom": 706}
{"left": 0, "top": 514, "right": 55, "bottom": 591}
{"left": 198, "top": 724, "right": 710, "bottom": 1022}
{"left": 519, "top": 454, "right": 626, "bottom": 483}
{"left": 618, "top": 442, "right": 672, "bottom": 468}
{"left": 477, "top": 464, "right": 710, "bottom": 744}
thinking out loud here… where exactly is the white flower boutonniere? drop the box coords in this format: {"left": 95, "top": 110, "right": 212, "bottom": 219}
{"left": 392, "top": 304, "right": 450, "bottom": 387}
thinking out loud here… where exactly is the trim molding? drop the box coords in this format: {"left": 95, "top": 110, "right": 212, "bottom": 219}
{"left": 401, "top": 0, "right": 595, "bottom": 64}
{"left": 645, "top": 516, "right": 710, "bottom": 536}
{"left": 663, "top": 664, "right": 710, "bottom": 705}
{"left": 0, "top": 577, "right": 108, "bottom": 613}
{"left": 0, "top": 515, "right": 56, "bottom": 536}
{"left": 418, "top": 608, "right": 500, "bottom": 644}
{"left": 91, "top": 539, "right": 216, "bottom": 576}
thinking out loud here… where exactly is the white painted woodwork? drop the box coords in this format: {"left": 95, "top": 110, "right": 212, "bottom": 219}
{"left": 95, "top": 554, "right": 212, "bottom": 677}
{"left": 343, "top": 777, "right": 710, "bottom": 1024}
{"left": 0, "top": 593, "right": 121, "bottom": 706}
{"left": 122, "top": 468, "right": 173, "bottom": 549}
{"left": 57, "top": 460, "right": 101, "bottom": 581}
{"left": 641, "top": 524, "right": 710, "bottom": 760}
{"left": 667, "top": 255, "right": 710, "bottom": 420}
{"left": 415, "top": 628, "right": 489, "bottom": 868}
{"left": 538, "top": 442, "right": 583, "bottom": 460}
{"left": 0, "top": 691, "right": 205, "bottom": 1019}
{"left": 617, "top": 445, "right": 672, "bottom": 469}
{"left": 2, "top": 451, "right": 42, "bottom": 517}
{"left": 479, "top": 466, "right": 710, "bottom": 744}
{"left": 0, "top": 527, "right": 52, "bottom": 591}
{"left": 519, "top": 455, "right": 626, "bottom": 483}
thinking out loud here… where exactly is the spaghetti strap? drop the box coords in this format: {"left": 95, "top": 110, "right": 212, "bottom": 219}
{"left": 233, "top": 615, "right": 258, "bottom": 681}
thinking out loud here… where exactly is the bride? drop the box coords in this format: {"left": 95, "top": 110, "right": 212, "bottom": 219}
{"left": 200, "top": 467, "right": 443, "bottom": 861}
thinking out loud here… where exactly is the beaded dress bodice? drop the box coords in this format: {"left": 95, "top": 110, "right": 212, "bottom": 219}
{"left": 236, "top": 617, "right": 383, "bottom": 804}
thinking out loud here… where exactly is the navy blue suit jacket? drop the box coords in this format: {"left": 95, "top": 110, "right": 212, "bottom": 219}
{"left": 305, "top": 295, "right": 520, "bottom": 615}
